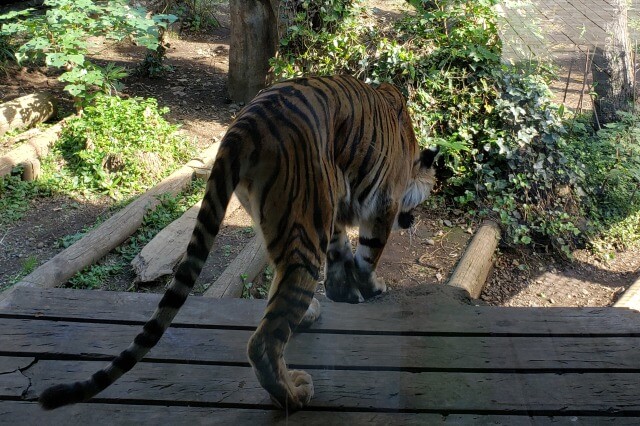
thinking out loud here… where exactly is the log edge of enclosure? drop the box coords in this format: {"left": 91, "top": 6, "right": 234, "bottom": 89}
{"left": 446, "top": 219, "right": 501, "bottom": 299}
{"left": 0, "top": 92, "right": 57, "bottom": 137}
{"left": 614, "top": 274, "right": 640, "bottom": 311}
{"left": 13, "top": 142, "right": 222, "bottom": 291}
{"left": 131, "top": 195, "right": 243, "bottom": 284}
{"left": 203, "top": 236, "right": 267, "bottom": 299}
{"left": 0, "top": 116, "right": 73, "bottom": 179}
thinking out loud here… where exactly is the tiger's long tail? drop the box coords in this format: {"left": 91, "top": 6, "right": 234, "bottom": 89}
{"left": 39, "top": 144, "right": 241, "bottom": 410}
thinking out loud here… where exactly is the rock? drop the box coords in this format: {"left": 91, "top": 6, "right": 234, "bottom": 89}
{"left": 425, "top": 239, "right": 435, "bottom": 246}
{"left": 37, "top": 242, "right": 44, "bottom": 249}
{"left": 443, "top": 219, "right": 453, "bottom": 227}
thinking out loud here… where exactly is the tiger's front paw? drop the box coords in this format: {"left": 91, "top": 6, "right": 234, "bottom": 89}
{"left": 324, "top": 258, "right": 385, "bottom": 303}
{"left": 324, "top": 258, "right": 364, "bottom": 304}
{"left": 359, "top": 270, "right": 386, "bottom": 299}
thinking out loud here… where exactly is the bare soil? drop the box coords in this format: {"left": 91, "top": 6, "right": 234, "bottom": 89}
{"left": 1, "top": 1, "right": 639, "bottom": 307}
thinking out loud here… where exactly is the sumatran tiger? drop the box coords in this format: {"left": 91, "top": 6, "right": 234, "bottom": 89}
{"left": 39, "top": 75, "right": 438, "bottom": 411}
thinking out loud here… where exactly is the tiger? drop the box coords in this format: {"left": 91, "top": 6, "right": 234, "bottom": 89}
{"left": 38, "top": 74, "right": 438, "bottom": 411}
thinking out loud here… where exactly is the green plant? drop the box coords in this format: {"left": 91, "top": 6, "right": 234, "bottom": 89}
{"left": 0, "top": 0, "right": 176, "bottom": 107}
{"left": 270, "top": 0, "right": 621, "bottom": 256}
{"left": 0, "top": 173, "right": 48, "bottom": 226}
{"left": 52, "top": 95, "right": 195, "bottom": 199}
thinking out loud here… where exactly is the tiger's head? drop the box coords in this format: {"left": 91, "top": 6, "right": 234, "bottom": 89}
{"left": 396, "top": 146, "right": 438, "bottom": 229}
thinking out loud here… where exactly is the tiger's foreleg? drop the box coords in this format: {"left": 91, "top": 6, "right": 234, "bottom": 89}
{"left": 247, "top": 265, "right": 319, "bottom": 410}
{"left": 323, "top": 225, "right": 366, "bottom": 303}
{"left": 352, "top": 205, "right": 397, "bottom": 299}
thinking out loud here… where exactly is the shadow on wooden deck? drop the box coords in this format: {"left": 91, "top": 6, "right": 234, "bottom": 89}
{"left": 2, "top": 285, "right": 640, "bottom": 424}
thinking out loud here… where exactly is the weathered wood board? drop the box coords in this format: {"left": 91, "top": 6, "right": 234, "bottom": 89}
{"left": 2, "top": 286, "right": 640, "bottom": 422}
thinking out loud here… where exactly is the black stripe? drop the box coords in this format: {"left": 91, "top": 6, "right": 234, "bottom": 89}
{"left": 264, "top": 310, "right": 288, "bottom": 321}
{"left": 268, "top": 284, "right": 316, "bottom": 307}
{"left": 214, "top": 163, "right": 229, "bottom": 209}
{"left": 272, "top": 327, "right": 289, "bottom": 343}
{"left": 270, "top": 292, "right": 312, "bottom": 312}
{"left": 134, "top": 319, "right": 164, "bottom": 348}
{"left": 187, "top": 227, "right": 209, "bottom": 262}
{"left": 358, "top": 236, "right": 385, "bottom": 249}
{"left": 91, "top": 370, "right": 112, "bottom": 391}
{"left": 113, "top": 350, "right": 137, "bottom": 372}
{"left": 158, "top": 287, "right": 187, "bottom": 309}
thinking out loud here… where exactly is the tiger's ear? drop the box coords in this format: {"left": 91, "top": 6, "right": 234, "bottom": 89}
{"left": 420, "top": 146, "right": 439, "bottom": 169}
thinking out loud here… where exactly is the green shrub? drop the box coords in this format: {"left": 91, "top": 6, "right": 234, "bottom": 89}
{"left": 271, "top": 0, "right": 640, "bottom": 255}
{"left": 53, "top": 95, "right": 195, "bottom": 199}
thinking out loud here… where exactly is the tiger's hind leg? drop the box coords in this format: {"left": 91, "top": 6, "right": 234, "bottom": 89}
{"left": 247, "top": 255, "right": 322, "bottom": 410}
{"left": 298, "top": 297, "right": 321, "bottom": 329}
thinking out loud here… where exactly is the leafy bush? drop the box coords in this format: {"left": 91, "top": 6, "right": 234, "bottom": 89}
{"left": 565, "top": 113, "right": 640, "bottom": 252}
{"left": 271, "top": 0, "right": 640, "bottom": 255}
{"left": 0, "top": 0, "right": 175, "bottom": 107}
{"left": 53, "top": 95, "right": 195, "bottom": 199}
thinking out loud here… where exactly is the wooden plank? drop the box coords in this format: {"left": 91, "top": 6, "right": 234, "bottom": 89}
{"left": 0, "top": 357, "right": 34, "bottom": 398}
{"left": 204, "top": 235, "right": 266, "bottom": 298}
{"left": 2, "top": 287, "right": 640, "bottom": 335}
{"left": 16, "top": 360, "right": 640, "bottom": 413}
{"left": 3, "top": 402, "right": 634, "bottom": 426}
{"left": 2, "top": 318, "right": 640, "bottom": 371}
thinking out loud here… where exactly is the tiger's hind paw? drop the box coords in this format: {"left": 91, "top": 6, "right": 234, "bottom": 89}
{"left": 270, "top": 370, "right": 314, "bottom": 411}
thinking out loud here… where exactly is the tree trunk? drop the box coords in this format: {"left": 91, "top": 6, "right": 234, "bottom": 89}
{"left": 228, "top": 0, "right": 279, "bottom": 103}
{"left": 592, "top": 0, "right": 635, "bottom": 125}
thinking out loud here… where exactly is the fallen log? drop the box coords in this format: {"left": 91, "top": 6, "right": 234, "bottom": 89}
{"left": 2, "top": 127, "right": 43, "bottom": 148}
{"left": 131, "top": 195, "right": 243, "bottom": 283}
{"left": 614, "top": 275, "right": 640, "bottom": 311}
{"left": 204, "top": 235, "right": 267, "bottom": 298}
{"left": 446, "top": 219, "right": 501, "bottom": 299}
{"left": 0, "top": 119, "right": 67, "bottom": 178}
{"left": 16, "top": 142, "right": 222, "bottom": 290}
{"left": 0, "top": 92, "right": 57, "bottom": 136}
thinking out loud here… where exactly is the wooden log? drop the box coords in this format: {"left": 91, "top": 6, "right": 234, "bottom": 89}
{"left": 2, "top": 127, "right": 42, "bottom": 148}
{"left": 614, "top": 275, "right": 640, "bottom": 311}
{"left": 0, "top": 119, "right": 66, "bottom": 178}
{"left": 131, "top": 195, "right": 243, "bottom": 283}
{"left": 15, "top": 143, "right": 222, "bottom": 290}
{"left": 20, "top": 158, "right": 40, "bottom": 181}
{"left": 447, "top": 219, "right": 501, "bottom": 299}
{"left": 204, "top": 235, "right": 267, "bottom": 298}
{"left": 0, "top": 92, "right": 57, "bottom": 136}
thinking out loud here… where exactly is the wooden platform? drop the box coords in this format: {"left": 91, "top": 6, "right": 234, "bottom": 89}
{"left": 2, "top": 286, "right": 640, "bottom": 424}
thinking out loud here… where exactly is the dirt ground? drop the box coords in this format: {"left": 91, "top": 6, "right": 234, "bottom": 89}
{"left": 1, "top": 1, "right": 639, "bottom": 307}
